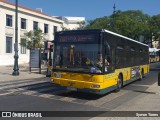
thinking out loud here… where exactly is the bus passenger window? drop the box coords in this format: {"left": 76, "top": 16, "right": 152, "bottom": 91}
{"left": 59, "top": 54, "right": 63, "bottom": 67}
{"left": 69, "top": 45, "right": 75, "bottom": 65}
{"left": 105, "top": 47, "right": 115, "bottom": 73}
{"left": 106, "top": 56, "right": 111, "bottom": 66}
{"left": 94, "top": 54, "right": 103, "bottom": 72}
{"left": 81, "top": 56, "right": 87, "bottom": 66}
{"left": 74, "top": 52, "right": 81, "bottom": 65}
{"left": 105, "top": 56, "right": 111, "bottom": 72}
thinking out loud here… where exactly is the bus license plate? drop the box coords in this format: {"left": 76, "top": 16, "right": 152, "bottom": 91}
{"left": 67, "top": 87, "right": 77, "bottom": 91}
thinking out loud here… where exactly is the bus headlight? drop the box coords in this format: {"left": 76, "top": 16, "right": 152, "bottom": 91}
{"left": 51, "top": 79, "right": 54, "bottom": 82}
{"left": 91, "top": 84, "right": 100, "bottom": 88}
{"left": 54, "top": 73, "right": 61, "bottom": 78}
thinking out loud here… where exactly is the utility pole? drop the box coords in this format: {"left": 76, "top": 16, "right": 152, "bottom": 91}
{"left": 113, "top": 3, "right": 116, "bottom": 15}
{"left": 12, "top": 0, "right": 19, "bottom": 76}
{"left": 112, "top": 3, "right": 116, "bottom": 32}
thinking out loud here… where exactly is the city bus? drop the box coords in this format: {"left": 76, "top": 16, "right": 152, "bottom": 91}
{"left": 149, "top": 48, "right": 160, "bottom": 63}
{"left": 51, "top": 29, "right": 149, "bottom": 94}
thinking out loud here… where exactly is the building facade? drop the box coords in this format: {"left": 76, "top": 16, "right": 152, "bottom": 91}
{"left": 0, "top": 0, "right": 85, "bottom": 65}
{"left": 55, "top": 16, "right": 85, "bottom": 30}
{"left": 152, "top": 40, "right": 159, "bottom": 49}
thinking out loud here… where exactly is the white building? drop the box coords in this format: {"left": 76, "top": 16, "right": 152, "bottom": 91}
{"left": 0, "top": 0, "right": 85, "bottom": 65}
{"left": 55, "top": 16, "right": 85, "bottom": 30}
{"left": 152, "top": 40, "right": 159, "bottom": 48}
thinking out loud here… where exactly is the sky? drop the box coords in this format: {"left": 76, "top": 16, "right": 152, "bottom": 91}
{"left": 6, "top": 0, "right": 160, "bottom": 21}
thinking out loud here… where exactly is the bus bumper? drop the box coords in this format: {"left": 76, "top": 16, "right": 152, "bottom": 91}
{"left": 51, "top": 78, "right": 116, "bottom": 95}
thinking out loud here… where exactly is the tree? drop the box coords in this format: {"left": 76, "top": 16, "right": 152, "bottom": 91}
{"left": 86, "top": 10, "right": 155, "bottom": 43}
{"left": 150, "top": 15, "right": 160, "bottom": 41}
{"left": 77, "top": 21, "right": 85, "bottom": 30}
{"left": 20, "top": 29, "right": 45, "bottom": 49}
{"left": 61, "top": 25, "right": 70, "bottom": 31}
{"left": 86, "top": 16, "right": 111, "bottom": 29}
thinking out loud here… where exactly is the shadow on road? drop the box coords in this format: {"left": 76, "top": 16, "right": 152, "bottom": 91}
{"left": 6, "top": 62, "right": 159, "bottom": 101}
{"left": 14, "top": 69, "right": 158, "bottom": 101}
{"left": 17, "top": 78, "right": 104, "bottom": 100}
{"left": 131, "top": 90, "right": 156, "bottom": 94}
{"left": 57, "top": 91, "right": 103, "bottom": 100}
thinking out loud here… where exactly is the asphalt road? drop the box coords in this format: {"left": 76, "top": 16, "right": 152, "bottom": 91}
{"left": 0, "top": 62, "right": 160, "bottom": 120}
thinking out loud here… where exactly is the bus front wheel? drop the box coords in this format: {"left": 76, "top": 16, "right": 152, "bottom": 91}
{"left": 115, "top": 74, "right": 123, "bottom": 92}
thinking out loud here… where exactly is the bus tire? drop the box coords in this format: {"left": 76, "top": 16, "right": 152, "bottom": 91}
{"left": 115, "top": 74, "right": 123, "bottom": 92}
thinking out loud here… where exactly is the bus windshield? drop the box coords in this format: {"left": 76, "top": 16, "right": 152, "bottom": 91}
{"left": 54, "top": 43, "right": 103, "bottom": 73}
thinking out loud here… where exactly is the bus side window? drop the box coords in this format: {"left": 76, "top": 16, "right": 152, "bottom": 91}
{"left": 106, "top": 56, "right": 111, "bottom": 66}
{"left": 116, "top": 46, "right": 124, "bottom": 68}
{"left": 105, "top": 45, "right": 115, "bottom": 73}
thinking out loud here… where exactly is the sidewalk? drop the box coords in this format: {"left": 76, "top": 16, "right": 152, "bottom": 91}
{"left": 0, "top": 63, "right": 49, "bottom": 82}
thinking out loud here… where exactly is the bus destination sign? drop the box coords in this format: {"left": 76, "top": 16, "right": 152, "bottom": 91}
{"left": 58, "top": 34, "right": 96, "bottom": 43}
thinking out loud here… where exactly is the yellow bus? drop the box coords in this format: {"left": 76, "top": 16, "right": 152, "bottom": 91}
{"left": 51, "top": 29, "right": 149, "bottom": 94}
{"left": 149, "top": 48, "right": 160, "bottom": 63}
{"left": 156, "top": 50, "right": 160, "bottom": 62}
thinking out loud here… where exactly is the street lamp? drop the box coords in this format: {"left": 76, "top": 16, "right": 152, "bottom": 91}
{"left": 112, "top": 3, "right": 116, "bottom": 32}
{"left": 12, "top": 0, "right": 19, "bottom": 75}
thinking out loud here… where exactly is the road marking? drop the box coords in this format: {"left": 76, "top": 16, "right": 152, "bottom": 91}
{"left": 39, "top": 94, "right": 55, "bottom": 98}
{"left": 130, "top": 84, "right": 150, "bottom": 87}
{"left": 0, "top": 79, "right": 116, "bottom": 106}
{"left": 0, "top": 81, "right": 49, "bottom": 90}
{"left": 7, "top": 88, "right": 24, "bottom": 92}
{"left": 60, "top": 97, "right": 76, "bottom": 102}
{"left": 0, "top": 91, "right": 14, "bottom": 96}
{"left": 22, "top": 91, "right": 38, "bottom": 95}
{"left": 0, "top": 80, "right": 66, "bottom": 99}
{"left": 0, "top": 79, "right": 42, "bottom": 86}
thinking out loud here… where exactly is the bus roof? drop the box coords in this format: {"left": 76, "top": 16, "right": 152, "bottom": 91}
{"left": 103, "top": 29, "right": 148, "bottom": 47}
{"left": 57, "top": 29, "right": 148, "bottom": 47}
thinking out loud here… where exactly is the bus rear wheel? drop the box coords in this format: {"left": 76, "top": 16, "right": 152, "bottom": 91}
{"left": 115, "top": 74, "right": 123, "bottom": 92}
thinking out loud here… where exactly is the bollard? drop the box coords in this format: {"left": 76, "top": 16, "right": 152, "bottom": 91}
{"left": 158, "top": 72, "right": 160, "bottom": 86}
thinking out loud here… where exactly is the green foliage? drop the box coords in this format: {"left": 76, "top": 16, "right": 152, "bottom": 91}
{"left": 76, "top": 21, "right": 85, "bottom": 30}
{"left": 86, "top": 10, "right": 160, "bottom": 43}
{"left": 86, "top": 16, "right": 111, "bottom": 29}
{"left": 150, "top": 15, "right": 160, "bottom": 41}
{"left": 20, "top": 29, "right": 44, "bottom": 49}
{"left": 61, "top": 26, "right": 70, "bottom": 31}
